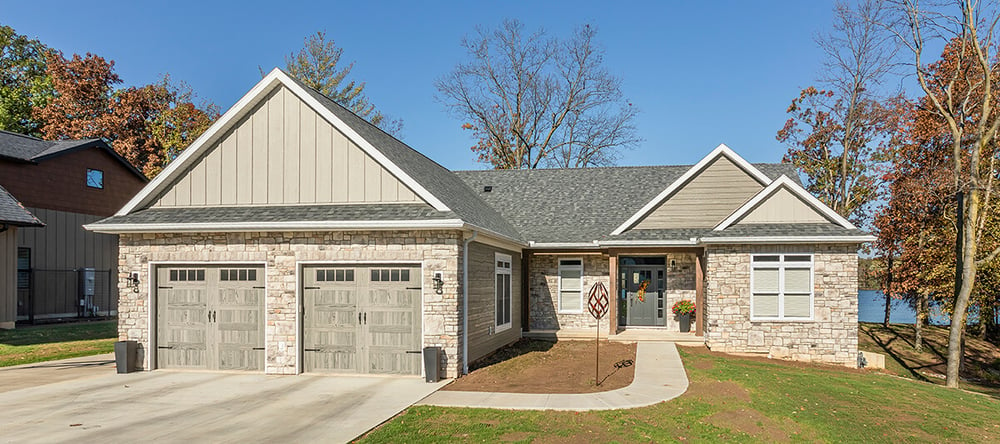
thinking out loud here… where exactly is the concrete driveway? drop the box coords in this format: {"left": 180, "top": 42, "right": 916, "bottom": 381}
{"left": 0, "top": 360, "right": 446, "bottom": 443}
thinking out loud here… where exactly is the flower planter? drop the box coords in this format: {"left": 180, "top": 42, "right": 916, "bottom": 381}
{"left": 678, "top": 314, "right": 691, "bottom": 333}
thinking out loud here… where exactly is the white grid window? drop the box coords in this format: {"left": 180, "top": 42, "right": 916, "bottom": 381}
{"left": 495, "top": 253, "right": 512, "bottom": 331}
{"left": 751, "top": 254, "right": 813, "bottom": 321}
{"left": 558, "top": 259, "right": 584, "bottom": 313}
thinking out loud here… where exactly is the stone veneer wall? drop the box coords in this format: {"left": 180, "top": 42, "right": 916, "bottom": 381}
{"left": 704, "top": 243, "right": 859, "bottom": 366}
{"left": 117, "top": 230, "right": 463, "bottom": 377}
{"left": 529, "top": 254, "right": 612, "bottom": 332}
{"left": 663, "top": 253, "right": 697, "bottom": 331}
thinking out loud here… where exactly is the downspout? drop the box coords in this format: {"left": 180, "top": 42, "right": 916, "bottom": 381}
{"left": 462, "top": 230, "right": 477, "bottom": 375}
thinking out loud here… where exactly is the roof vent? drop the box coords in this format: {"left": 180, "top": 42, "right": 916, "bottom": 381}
{"left": 483, "top": 186, "right": 493, "bottom": 192}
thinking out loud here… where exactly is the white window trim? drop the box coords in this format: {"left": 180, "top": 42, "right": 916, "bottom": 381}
{"left": 495, "top": 252, "right": 513, "bottom": 332}
{"left": 749, "top": 253, "right": 814, "bottom": 322}
{"left": 557, "top": 258, "right": 585, "bottom": 314}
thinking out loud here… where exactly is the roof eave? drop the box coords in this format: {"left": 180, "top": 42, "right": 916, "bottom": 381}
{"left": 699, "top": 235, "right": 875, "bottom": 244}
{"left": 84, "top": 219, "right": 467, "bottom": 234}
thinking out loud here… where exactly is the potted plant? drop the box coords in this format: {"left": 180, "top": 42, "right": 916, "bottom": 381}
{"left": 672, "top": 300, "right": 696, "bottom": 333}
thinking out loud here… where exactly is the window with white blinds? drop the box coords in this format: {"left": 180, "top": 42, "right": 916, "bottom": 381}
{"left": 751, "top": 254, "right": 813, "bottom": 320}
{"left": 558, "top": 259, "right": 584, "bottom": 313}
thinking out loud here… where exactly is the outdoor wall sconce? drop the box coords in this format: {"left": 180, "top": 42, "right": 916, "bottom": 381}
{"left": 126, "top": 272, "right": 140, "bottom": 293}
{"left": 433, "top": 272, "right": 444, "bottom": 294}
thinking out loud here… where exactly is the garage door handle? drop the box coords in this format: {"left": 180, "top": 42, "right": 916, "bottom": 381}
{"left": 364, "top": 312, "right": 367, "bottom": 324}
{"left": 304, "top": 348, "right": 320, "bottom": 352}
{"left": 304, "top": 286, "right": 320, "bottom": 290}
{"left": 358, "top": 312, "right": 362, "bottom": 324}
{"left": 405, "top": 350, "right": 421, "bottom": 354}
{"left": 405, "top": 287, "right": 421, "bottom": 290}
{"left": 253, "top": 286, "right": 265, "bottom": 289}
{"left": 252, "top": 347, "right": 264, "bottom": 351}
{"left": 157, "top": 346, "right": 174, "bottom": 349}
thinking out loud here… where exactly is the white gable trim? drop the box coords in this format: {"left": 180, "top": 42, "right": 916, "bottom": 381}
{"left": 609, "top": 144, "right": 772, "bottom": 235}
{"left": 713, "top": 175, "right": 856, "bottom": 231}
{"left": 115, "top": 68, "right": 450, "bottom": 216}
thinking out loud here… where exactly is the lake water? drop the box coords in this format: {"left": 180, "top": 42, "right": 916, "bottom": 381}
{"left": 857, "top": 290, "right": 951, "bottom": 325}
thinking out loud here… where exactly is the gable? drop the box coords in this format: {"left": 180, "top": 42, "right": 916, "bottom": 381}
{"left": 733, "top": 186, "right": 834, "bottom": 225}
{"left": 632, "top": 155, "right": 765, "bottom": 230}
{"left": 151, "top": 86, "right": 423, "bottom": 208}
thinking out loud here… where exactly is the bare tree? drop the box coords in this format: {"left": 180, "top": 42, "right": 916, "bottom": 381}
{"left": 881, "top": 0, "right": 1000, "bottom": 388}
{"left": 778, "top": 0, "right": 903, "bottom": 226}
{"left": 436, "top": 19, "right": 639, "bottom": 169}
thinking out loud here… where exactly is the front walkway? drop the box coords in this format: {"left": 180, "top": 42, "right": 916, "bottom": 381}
{"left": 418, "top": 342, "right": 688, "bottom": 411}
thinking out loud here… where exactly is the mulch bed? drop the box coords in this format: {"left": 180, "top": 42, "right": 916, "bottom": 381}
{"left": 443, "top": 339, "right": 636, "bottom": 393}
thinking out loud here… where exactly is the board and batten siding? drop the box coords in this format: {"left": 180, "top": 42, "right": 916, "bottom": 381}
{"left": 634, "top": 156, "right": 764, "bottom": 229}
{"left": 152, "top": 86, "right": 422, "bottom": 208}
{"left": 16, "top": 207, "right": 118, "bottom": 318}
{"left": 734, "top": 186, "right": 832, "bottom": 225}
{"left": 466, "top": 241, "right": 521, "bottom": 363}
{"left": 0, "top": 228, "right": 16, "bottom": 328}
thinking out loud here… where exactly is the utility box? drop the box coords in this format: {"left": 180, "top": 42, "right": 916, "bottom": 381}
{"left": 78, "top": 268, "right": 96, "bottom": 316}
{"left": 114, "top": 340, "right": 138, "bottom": 374}
{"left": 423, "top": 346, "right": 440, "bottom": 383}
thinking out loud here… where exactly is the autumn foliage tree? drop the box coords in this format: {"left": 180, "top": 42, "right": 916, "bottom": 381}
{"left": 876, "top": 0, "right": 1000, "bottom": 388}
{"left": 35, "top": 51, "right": 218, "bottom": 177}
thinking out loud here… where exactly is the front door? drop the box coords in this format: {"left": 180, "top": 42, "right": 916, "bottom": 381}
{"left": 620, "top": 264, "right": 665, "bottom": 326}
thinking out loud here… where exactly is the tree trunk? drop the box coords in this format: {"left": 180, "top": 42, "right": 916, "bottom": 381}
{"left": 947, "top": 190, "right": 978, "bottom": 388}
{"left": 914, "top": 293, "right": 928, "bottom": 351}
{"left": 883, "top": 256, "right": 893, "bottom": 328}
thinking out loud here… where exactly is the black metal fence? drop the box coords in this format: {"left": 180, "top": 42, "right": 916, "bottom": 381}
{"left": 16, "top": 269, "right": 117, "bottom": 323}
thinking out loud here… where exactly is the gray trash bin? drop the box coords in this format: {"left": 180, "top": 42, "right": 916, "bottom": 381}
{"left": 114, "top": 340, "right": 137, "bottom": 374}
{"left": 423, "top": 346, "right": 440, "bottom": 383}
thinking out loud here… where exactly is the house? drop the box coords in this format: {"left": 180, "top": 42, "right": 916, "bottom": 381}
{"left": 86, "top": 69, "right": 872, "bottom": 378}
{"left": 0, "top": 185, "right": 44, "bottom": 328}
{"left": 0, "top": 131, "right": 147, "bottom": 323}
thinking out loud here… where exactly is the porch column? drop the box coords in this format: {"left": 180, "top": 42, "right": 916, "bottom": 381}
{"left": 695, "top": 252, "right": 705, "bottom": 337}
{"left": 608, "top": 250, "right": 618, "bottom": 335}
{"left": 521, "top": 251, "right": 531, "bottom": 332}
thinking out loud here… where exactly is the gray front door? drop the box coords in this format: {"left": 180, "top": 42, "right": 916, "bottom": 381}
{"left": 156, "top": 266, "right": 265, "bottom": 371}
{"left": 622, "top": 266, "right": 665, "bottom": 326}
{"left": 303, "top": 265, "right": 422, "bottom": 375}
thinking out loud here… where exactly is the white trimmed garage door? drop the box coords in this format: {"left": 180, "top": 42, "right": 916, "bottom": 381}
{"left": 156, "top": 266, "right": 265, "bottom": 371}
{"left": 302, "top": 265, "right": 422, "bottom": 375}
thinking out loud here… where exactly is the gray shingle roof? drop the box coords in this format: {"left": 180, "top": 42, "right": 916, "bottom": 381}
{"left": 0, "top": 130, "right": 146, "bottom": 180}
{"left": 93, "top": 204, "right": 457, "bottom": 226}
{"left": 703, "top": 223, "right": 868, "bottom": 238}
{"left": 454, "top": 163, "right": 800, "bottom": 243}
{"left": 0, "top": 185, "right": 43, "bottom": 227}
{"left": 282, "top": 73, "right": 523, "bottom": 241}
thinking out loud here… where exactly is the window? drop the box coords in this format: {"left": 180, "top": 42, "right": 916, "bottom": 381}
{"left": 370, "top": 268, "right": 410, "bottom": 282}
{"left": 495, "top": 253, "right": 512, "bottom": 331}
{"left": 169, "top": 269, "right": 205, "bottom": 281}
{"left": 86, "top": 169, "right": 104, "bottom": 189}
{"left": 220, "top": 268, "right": 257, "bottom": 281}
{"left": 316, "top": 269, "right": 354, "bottom": 282}
{"left": 558, "top": 259, "right": 583, "bottom": 313}
{"left": 751, "top": 254, "right": 813, "bottom": 320}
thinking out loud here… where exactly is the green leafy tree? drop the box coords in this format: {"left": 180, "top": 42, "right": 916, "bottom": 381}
{"left": 282, "top": 31, "right": 401, "bottom": 134}
{"left": 0, "top": 25, "right": 53, "bottom": 135}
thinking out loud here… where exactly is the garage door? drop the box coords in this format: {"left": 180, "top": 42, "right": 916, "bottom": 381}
{"left": 156, "top": 266, "right": 265, "bottom": 371}
{"left": 302, "top": 265, "right": 422, "bottom": 375}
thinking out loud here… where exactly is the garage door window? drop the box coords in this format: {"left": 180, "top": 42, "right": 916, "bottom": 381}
{"left": 370, "top": 268, "right": 410, "bottom": 282}
{"left": 495, "top": 253, "right": 512, "bottom": 332}
{"left": 170, "top": 269, "right": 205, "bottom": 281}
{"left": 221, "top": 268, "right": 257, "bottom": 281}
{"left": 316, "top": 269, "right": 354, "bottom": 282}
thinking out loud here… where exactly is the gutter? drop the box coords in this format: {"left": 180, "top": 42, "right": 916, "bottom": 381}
{"left": 462, "top": 230, "right": 477, "bottom": 375}
{"left": 84, "top": 219, "right": 467, "bottom": 233}
{"left": 698, "top": 235, "right": 876, "bottom": 244}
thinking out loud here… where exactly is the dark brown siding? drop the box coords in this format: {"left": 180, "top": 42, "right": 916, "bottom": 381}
{"left": 0, "top": 147, "right": 146, "bottom": 217}
{"left": 467, "top": 241, "right": 522, "bottom": 363}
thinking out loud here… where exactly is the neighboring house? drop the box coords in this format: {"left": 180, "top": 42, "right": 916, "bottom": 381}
{"left": 0, "top": 185, "right": 44, "bottom": 328}
{"left": 87, "top": 69, "right": 872, "bottom": 378}
{"left": 0, "top": 131, "right": 147, "bottom": 323}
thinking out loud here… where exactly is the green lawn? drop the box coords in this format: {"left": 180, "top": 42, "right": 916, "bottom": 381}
{"left": 360, "top": 346, "right": 1000, "bottom": 443}
{"left": 0, "top": 321, "right": 117, "bottom": 367}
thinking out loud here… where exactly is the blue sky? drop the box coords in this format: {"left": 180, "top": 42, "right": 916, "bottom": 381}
{"left": 3, "top": 0, "right": 837, "bottom": 170}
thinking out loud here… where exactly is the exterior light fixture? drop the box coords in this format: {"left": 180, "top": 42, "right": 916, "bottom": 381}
{"left": 126, "top": 272, "right": 140, "bottom": 293}
{"left": 433, "top": 272, "right": 444, "bottom": 294}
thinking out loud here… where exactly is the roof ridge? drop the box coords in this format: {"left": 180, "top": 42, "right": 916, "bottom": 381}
{"left": 454, "top": 161, "right": 786, "bottom": 174}
{"left": 0, "top": 129, "right": 45, "bottom": 141}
